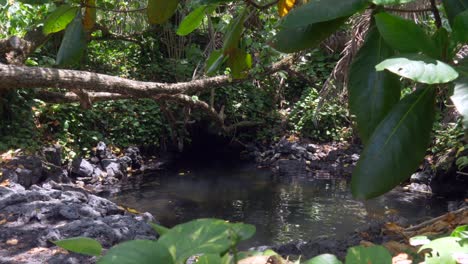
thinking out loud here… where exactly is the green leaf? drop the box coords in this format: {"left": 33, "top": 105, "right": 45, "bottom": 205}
{"left": 197, "top": 254, "right": 222, "bottom": 264}
{"left": 375, "top": 12, "right": 436, "bottom": 57}
{"left": 223, "top": 8, "right": 248, "bottom": 54}
{"left": 230, "top": 222, "right": 256, "bottom": 241}
{"left": 206, "top": 50, "right": 227, "bottom": 74}
{"left": 281, "top": 0, "right": 368, "bottom": 28}
{"left": 351, "top": 87, "right": 436, "bottom": 199}
{"left": 53, "top": 237, "right": 102, "bottom": 256}
{"left": 193, "top": 0, "right": 234, "bottom": 4}
{"left": 272, "top": 17, "right": 347, "bottom": 53}
{"left": 419, "top": 237, "right": 468, "bottom": 264}
{"left": 150, "top": 222, "right": 170, "bottom": 236}
{"left": 147, "top": 0, "right": 179, "bottom": 24}
{"left": 349, "top": 26, "right": 401, "bottom": 144}
{"left": 409, "top": 236, "right": 431, "bottom": 246}
{"left": 177, "top": 6, "right": 211, "bottom": 36}
{"left": 227, "top": 48, "right": 252, "bottom": 79}
{"left": 442, "top": 0, "right": 468, "bottom": 27}
{"left": 97, "top": 240, "right": 172, "bottom": 264}
{"left": 157, "top": 218, "right": 235, "bottom": 263}
{"left": 371, "top": 0, "right": 416, "bottom": 4}
{"left": 451, "top": 77, "right": 468, "bottom": 129}
{"left": 345, "top": 245, "right": 392, "bottom": 264}
{"left": 432, "top": 27, "right": 450, "bottom": 60}
{"left": 43, "top": 5, "right": 79, "bottom": 35}
{"left": 56, "top": 13, "right": 87, "bottom": 66}
{"left": 303, "top": 254, "right": 343, "bottom": 264}
{"left": 453, "top": 10, "right": 468, "bottom": 43}
{"left": 451, "top": 225, "right": 468, "bottom": 239}
{"left": 376, "top": 54, "right": 459, "bottom": 84}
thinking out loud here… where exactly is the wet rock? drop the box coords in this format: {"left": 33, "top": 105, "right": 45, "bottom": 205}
{"left": 101, "top": 159, "right": 126, "bottom": 179}
{"left": 405, "top": 183, "right": 432, "bottom": 193}
{"left": 0, "top": 184, "right": 157, "bottom": 263}
{"left": 95, "top": 142, "right": 115, "bottom": 161}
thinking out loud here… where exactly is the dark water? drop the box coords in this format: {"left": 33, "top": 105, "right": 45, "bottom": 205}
{"left": 110, "top": 160, "right": 449, "bottom": 248}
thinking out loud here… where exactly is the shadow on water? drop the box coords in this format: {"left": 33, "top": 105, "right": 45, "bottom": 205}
{"left": 110, "top": 159, "right": 450, "bottom": 248}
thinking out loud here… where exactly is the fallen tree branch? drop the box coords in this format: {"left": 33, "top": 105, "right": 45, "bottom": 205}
{"left": 0, "top": 56, "right": 293, "bottom": 97}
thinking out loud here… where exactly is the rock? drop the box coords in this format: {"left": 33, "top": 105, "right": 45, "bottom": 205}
{"left": 0, "top": 184, "right": 157, "bottom": 263}
{"left": 2, "top": 156, "right": 44, "bottom": 188}
{"left": 71, "top": 158, "right": 95, "bottom": 178}
{"left": 306, "top": 144, "right": 317, "bottom": 153}
{"left": 101, "top": 159, "right": 126, "bottom": 179}
{"left": 410, "top": 171, "right": 432, "bottom": 184}
{"left": 124, "top": 147, "right": 142, "bottom": 169}
{"left": 41, "top": 145, "right": 62, "bottom": 167}
{"left": 95, "top": 142, "right": 115, "bottom": 161}
{"left": 406, "top": 183, "right": 432, "bottom": 193}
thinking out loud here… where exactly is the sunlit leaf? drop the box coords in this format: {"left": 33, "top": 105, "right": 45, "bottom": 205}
{"left": 345, "top": 245, "right": 392, "bottom": 264}
{"left": 53, "top": 237, "right": 102, "bottom": 256}
{"left": 419, "top": 237, "right": 468, "bottom": 264}
{"left": 451, "top": 77, "right": 468, "bottom": 129}
{"left": 349, "top": 26, "right": 400, "bottom": 144}
{"left": 303, "top": 254, "right": 343, "bottom": 264}
{"left": 147, "top": 0, "right": 179, "bottom": 24}
{"left": 206, "top": 50, "right": 227, "bottom": 74}
{"left": 281, "top": 0, "right": 367, "bottom": 28}
{"left": 157, "top": 218, "right": 235, "bottom": 263}
{"left": 97, "top": 240, "right": 172, "bottom": 264}
{"left": 223, "top": 8, "right": 248, "bottom": 54}
{"left": 227, "top": 48, "right": 252, "bottom": 79}
{"left": 43, "top": 5, "right": 79, "bottom": 35}
{"left": 376, "top": 54, "right": 459, "bottom": 84}
{"left": 177, "top": 6, "right": 212, "bottom": 36}
{"left": 351, "top": 87, "right": 436, "bottom": 199}
{"left": 451, "top": 225, "right": 468, "bottom": 239}
{"left": 278, "top": 0, "right": 296, "bottom": 17}
{"left": 410, "top": 236, "right": 431, "bottom": 246}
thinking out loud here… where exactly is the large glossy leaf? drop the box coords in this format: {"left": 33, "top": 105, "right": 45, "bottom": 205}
{"left": 349, "top": 26, "right": 401, "bottom": 144}
{"left": 345, "top": 246, "right": 392, "bottom": 264}
{"left": 272, "top": 17, "right": 347, "bottom": 53}
{"left": 351, "top": 87, "right": 436, "bottom": 199}
{"left": 453, "top": 10, "right": 468, "bottom": 43}
{"left": 157, "top": 219, "right": 235, "bottom": 263}
{"left": 227, "top": 48, "right": 252, "bottom": 79}
{"left": 147, "top": 0, "right": 179, "bottom": 24}
{"left": 281, "top": 0, "right": 368, "bottom": 28}
{"left": 177, "top": 6, "right": 210, "bottom": 36}
{"left": 451, "top": 225, "right": 468, "bottom": 239}
{"left": 97, "top": 240, "right": 172, "bottom": 264}
{"left": 43, "top": 5, "right": 79, "bottom": 35}
{"left": 230, "top": 222, "right": 256, "bottom": 241}
{"left": 451, "top": 77, "right": 468, "bottom": 129}
{"left": 197, "top": 254, "right": 222, "bottom": 264}
{"left": 376, "top": 54, "right": 459, "bottom": 84}
{"left": 53, "top": 237, "right": 102, "bottom": 256}
{"left": 303, "top": 254, "right": 343, "bottom": 264}
{"left": 419, "top": 237, "right": 468, "bottom": 264}
{"left": 432, "top": 27, "right": 450, "bottom": 60}
{"left": 206, "top": 50, "right": 227, "bottom": 75}
{"left": 222, "top": 8, "right": 248, "bottom": 54}
{"left": 442, "top": 0, "right": 468, "bottom": 27}
{"left": 150, "top": 222, "right": 170, "bottom": 236}
{"left": 56, "top": 13, "right": 87, "bottom": 66}
{"left": 375, "top": 12, "right": 436, "bottom": 57}
{"left": 372, "top": 0, "right": 416, "bottom": 4}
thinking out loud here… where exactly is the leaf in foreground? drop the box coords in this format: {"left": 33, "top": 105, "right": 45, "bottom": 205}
{"left": 345, "top": 245, "right": 392, "bottom": 264}
{"left": 376, "top": 54, "right": 459, "bottom": 84}
{"left": 451, "top": 77, "right": 468, "bottom": 129}
{"left": 98, "top": 240, "right": 172, "bottom": 264}
{"left": 351, "top": 87, "right": 436, "bottom": 199}
{"left": 53, "top": 237, "right": 102, "bottom": 256}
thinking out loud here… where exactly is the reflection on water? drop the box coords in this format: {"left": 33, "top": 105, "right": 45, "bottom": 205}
{"left": 110, "top": 161, "right": 448, "bottom": 247}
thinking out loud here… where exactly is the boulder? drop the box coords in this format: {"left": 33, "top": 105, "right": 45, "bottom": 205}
{"left": 2, "top": 156, "right": 44, "bottom": 188}
{"left": 71, "top": 158, "right": 95, "bottom": 178}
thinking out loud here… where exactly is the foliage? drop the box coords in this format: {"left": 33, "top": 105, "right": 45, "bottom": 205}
{"left": 54, "top": 218, "right": 468, "bottom": 264}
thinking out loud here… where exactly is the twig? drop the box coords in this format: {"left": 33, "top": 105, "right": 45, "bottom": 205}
{"left": 429, "top": 0, "right": 442, "bottom": 28}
